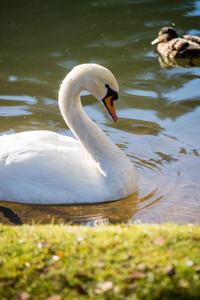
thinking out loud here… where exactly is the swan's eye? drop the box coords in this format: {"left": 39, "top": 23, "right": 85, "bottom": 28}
{"left": 104, "top": 84, "right": 118, "bottom": 101}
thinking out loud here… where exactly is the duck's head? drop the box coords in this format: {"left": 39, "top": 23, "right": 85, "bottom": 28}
{"left": 151, "top": 27, "right": 178, "bottom": 45}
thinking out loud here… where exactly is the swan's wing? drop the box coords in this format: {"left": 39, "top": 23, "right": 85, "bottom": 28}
{"left": 0, "top": 130, "right": 82, "bottom": 148}
{"left": 0, "top": 131, "right": 104, "bottom": 204}
{"left": 0, "top": 130, "right": 94, "bottom": 170}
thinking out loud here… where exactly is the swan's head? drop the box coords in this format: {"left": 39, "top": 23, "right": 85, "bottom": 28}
{"left": 70, "top": 63, "right": 119, "bottom": 122}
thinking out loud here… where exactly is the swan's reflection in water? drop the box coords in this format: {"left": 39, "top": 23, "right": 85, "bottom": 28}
{"left": 0, "top": 188, "right": 161, "bottom": 226}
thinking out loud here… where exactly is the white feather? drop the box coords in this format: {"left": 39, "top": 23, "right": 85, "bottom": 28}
{"left": 0, "top": 64, "right": 137, "bottom": 204}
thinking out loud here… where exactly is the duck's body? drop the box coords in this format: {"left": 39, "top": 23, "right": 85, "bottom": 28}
{"left": 0, "top": 64, "right": 137, "bottom": 204}
{"left": 151, "top": 27, "right": 200, "bottom": 58}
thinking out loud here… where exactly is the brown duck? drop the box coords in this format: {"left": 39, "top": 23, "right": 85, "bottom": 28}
{"left": 151, "top": 27, "right": 200, "bottom": 58}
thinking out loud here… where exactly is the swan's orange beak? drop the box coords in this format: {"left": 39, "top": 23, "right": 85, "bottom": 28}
{"left": 102, "top": 96, "right": 118, "bottom": 122}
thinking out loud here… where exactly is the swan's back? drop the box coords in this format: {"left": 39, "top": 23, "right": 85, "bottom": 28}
{"left": 0, "top": 131, "right": 108, "bottom": 204}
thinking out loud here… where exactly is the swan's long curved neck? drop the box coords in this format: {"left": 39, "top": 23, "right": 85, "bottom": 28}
{"left": 58, "top": 74, "right": 125, "bottom": 174}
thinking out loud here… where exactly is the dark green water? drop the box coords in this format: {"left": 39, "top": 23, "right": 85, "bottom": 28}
{"left": 0, "top": 0, "right": 200, "bottom": 225}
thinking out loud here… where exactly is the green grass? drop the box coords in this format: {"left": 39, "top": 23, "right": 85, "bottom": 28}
{"left": 0, "top": 223, "right": 200, "bottom": 299}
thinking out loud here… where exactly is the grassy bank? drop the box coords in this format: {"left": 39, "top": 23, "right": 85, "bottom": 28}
{"left": 0, "top": 223, "right": 200, "bottom": 299}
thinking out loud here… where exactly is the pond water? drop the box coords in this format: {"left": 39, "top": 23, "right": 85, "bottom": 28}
{"left": 0, "top": 0, "right": 200, "bottom": 225}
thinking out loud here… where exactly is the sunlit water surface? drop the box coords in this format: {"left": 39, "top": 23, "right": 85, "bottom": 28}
{"left": 0, "top": 0, "right": 199, "bottom": 225}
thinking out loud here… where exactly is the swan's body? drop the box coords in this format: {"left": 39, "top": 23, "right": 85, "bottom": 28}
{"left": 0, "top": 64, "right": 137, "bottom": 204}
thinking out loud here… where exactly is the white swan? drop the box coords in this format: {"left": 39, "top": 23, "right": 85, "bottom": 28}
{"left": 0, "top": 64, "right": 137, "bottom": 204}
